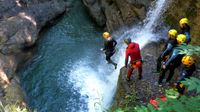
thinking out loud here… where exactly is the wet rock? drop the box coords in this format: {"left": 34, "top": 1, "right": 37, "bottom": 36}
{"left": 83, "top": 0, "right": 153, "bottom": 32}
{"left": 83, "top": 0, "right": 106, "bottom": 27}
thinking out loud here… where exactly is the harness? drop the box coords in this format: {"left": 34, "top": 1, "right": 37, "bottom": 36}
{"left": 130, "top": 59, "right": 142, "bottom": 68}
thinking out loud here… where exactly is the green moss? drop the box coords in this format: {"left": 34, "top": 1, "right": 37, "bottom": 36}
{"left": 0, "top": 102, "right": 30, "bottom": 112}
{"left": 164, "top": 15, "right": 177, "bottom": 27}
{"left": 185, "top": 7, "right": 197, "bottom": 18}
{"left": 3, "top": 84, "right": 25, "bottom": 106}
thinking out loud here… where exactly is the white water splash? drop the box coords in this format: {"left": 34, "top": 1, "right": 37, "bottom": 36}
{"left": 68, "top": 0, "right": 170, "bottom": 111}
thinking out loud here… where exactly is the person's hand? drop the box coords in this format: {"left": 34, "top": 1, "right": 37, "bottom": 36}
{"left": 161, "top": 61, "right": 165, "bottom": 65}
{"left": 100, "top": 48, "right": 104, "bottom": 51}
{"left": 162, "top": 64, "right": 166, "bottom": 69}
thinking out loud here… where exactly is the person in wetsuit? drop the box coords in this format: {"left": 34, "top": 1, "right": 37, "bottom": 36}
{"left": 158, "top": 34, "right": 187, "bottom": 85}
{"left": 156, "top": 29, "right": 178, "bottom": 72}
{"left": 175, "top": 55, "right": 196, "bottom": 95}
{"left": 179, "top": 18, "right": 191, "bottom": 44}
{"left": 124, "top": 38, "right": 143, "bottom": 81}
{"left": 101, "top": 32, "right": 117, "bottom": 69}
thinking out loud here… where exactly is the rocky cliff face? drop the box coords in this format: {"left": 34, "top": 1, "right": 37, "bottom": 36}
{"left": 83, "top": 0, "right": 154, "bottom": 32}
{"left": 164, "top": 0, "right": 200, "bottom": 45}
{"left": 0, "top": 0, "right": 67, "bottom": 107}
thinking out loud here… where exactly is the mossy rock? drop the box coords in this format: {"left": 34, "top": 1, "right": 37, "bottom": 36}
{"left": 3, "top": 84, "right": 25, "bottom": 105}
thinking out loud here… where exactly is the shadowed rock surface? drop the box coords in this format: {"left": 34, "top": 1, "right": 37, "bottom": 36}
{"left": 83, "top": 0, "right": 154, "bottom": 32}
{"left": 0, "top": 0, "right": 68, "bottom": 107}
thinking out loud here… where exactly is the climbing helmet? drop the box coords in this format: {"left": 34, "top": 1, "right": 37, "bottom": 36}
{"left": 182, "top": 55, "right": 195, "bottom": 67}
{"left": 179, "top": 18, "right": 189, "bottom": 28}
{"left": 103, "top": 32, "right": 110, "bottom": 39}
{"left": 176, "top": 34, "right": 186, "bottom": 44}
{"left": 168, "top": 29, "right": 177, "bottom": 38}
{"left": 124, "top": 38, "right": 131, "bottom": 44}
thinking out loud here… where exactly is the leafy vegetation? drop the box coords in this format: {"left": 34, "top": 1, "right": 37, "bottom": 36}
{"left": 176, "top": 44, "right": 200, "bottom": 56}
{"left": 0, "top": 101, "right": 30, "bottom": 112}
{"left": 182, "top": 77, "right": 200, "bottom": 93}
{"left": 113, "top": 77, "right": 200, "bottom": 112}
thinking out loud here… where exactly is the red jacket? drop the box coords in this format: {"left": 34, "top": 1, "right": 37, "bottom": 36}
{"left": 125, "top": 42, "right": 141, "bottom": 67}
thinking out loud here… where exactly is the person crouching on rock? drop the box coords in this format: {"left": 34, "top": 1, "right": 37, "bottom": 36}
{"left": 101, "top": 32, "right": 117, "bottom": 69}
{"left": 124, "top": 38, "right": 143, "bottom": 81}
{"left": 175, "top": 55, "right": 196, "bottom": 95}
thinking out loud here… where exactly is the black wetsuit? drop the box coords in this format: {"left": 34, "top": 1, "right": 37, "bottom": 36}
{"left": 158, "top": 44, "right": 186, "bottom": 84}
{"left": 176, "top": 64, "right": 196, "bottom": 94}
{"left": 103, "top": 38, "right": 117, "bottom": 67}
{"left": 157, "top": 39, "right": 177, "bottom": 72}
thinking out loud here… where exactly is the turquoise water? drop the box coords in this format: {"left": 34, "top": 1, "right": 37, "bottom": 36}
{"left": 20, "top": 1, "right": 104, "bottom": 112}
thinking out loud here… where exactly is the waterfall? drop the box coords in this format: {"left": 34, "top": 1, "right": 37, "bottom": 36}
{"left": 67, "top": 0, "right": 170, "bottom": 111}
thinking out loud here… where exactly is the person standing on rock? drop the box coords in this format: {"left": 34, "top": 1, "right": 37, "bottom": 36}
{"left": 101, "top": 32, "right": 117, "bottom": 69}
{"left": 179, "top": 18, "right": 191, "bottom": 44}
{"left": 156, "top": 29, "right": 178, "bottom": 72}
{"left": 158, "top": 34, "right": 187, "bottom": 85}
{"left": 124, "top": 38, "right": 142, "bottom": 81}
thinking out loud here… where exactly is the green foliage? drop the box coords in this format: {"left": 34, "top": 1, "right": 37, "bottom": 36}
{"left": 164, "top": 15, "right": 177, "bottom": 28}
{"left": 185, "top": 7, "right": 197, "bottom": 18}
{"left": 112, "top": 94, "right": 138, "bottom": 112}
{"left": 165, "top": 88, "right": 179, "bottom": 99}
{"left": 113, "top": 77, "right": 200, "bottom": 112}
{"left": 176, "top": 44, "right": 200, "bottom": 56}
{"left": 181, "top": 77, "right": 200, "bottom": 93}
{"left": 124, "top": 94, "right": 138, "bottom": 108}
{"left": 0, "top": 101, "right": 29, "bottom": 112}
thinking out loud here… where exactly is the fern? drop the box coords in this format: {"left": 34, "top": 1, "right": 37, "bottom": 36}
{"left": 176, "top": 44, "right": 200, "bottom": 56}
{"left": 181, "top": 77, "right": 200, "bottom": 93}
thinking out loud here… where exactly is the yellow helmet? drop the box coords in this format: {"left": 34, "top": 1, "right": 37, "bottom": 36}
{"left": 182, "top": 55, "right": 195, "bottom": 67}
{"left": 179, "top": 18, "right": 189, "bottom": 28}
{"left": 103, "top": 32, "right": 110, "bottom": 39}
{"left": 176, "top": 34, "right": 186, "bottom": 44}
{"left": 168, "top": 29, "right": 177, "bottom": 38}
